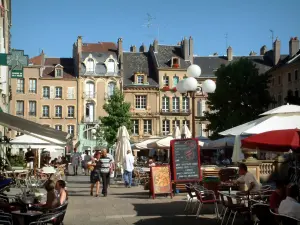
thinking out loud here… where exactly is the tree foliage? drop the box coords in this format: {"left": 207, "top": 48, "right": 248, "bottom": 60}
{"left": 100, "top": 88, "right": 132, "bottom": 146}
{"left": 94, "top": 122, "right": 107, "bottom": 149}
{"left": 284, "top": 90, "right": 300, "bottom": 105}
{"left": 204, "top": 58, "right": 274, "bottom": 139}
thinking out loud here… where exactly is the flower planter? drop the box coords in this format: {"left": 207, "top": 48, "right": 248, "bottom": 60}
{"left": 173, "top": 64, "right": 179, "bottom": 68}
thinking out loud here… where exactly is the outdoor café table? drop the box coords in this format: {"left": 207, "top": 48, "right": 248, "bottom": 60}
{"left": 11, "top": 210, "right": 42, "bottom": 225}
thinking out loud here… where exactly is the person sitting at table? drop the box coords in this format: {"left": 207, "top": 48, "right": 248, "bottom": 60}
{"left": 278, "top": 183, "right": 300, "bottom": 220}
{"left": 55, "top": 180, "right": 68, "bottom": 205}
{"left": 269, "top": 180, "right": 287, "bottom": 213}
{"left": 148, "top": 157, "right": 156, "bottom": 167}
{"left": 235, "top": 163, "right": 261, "bottom": 193}
{"left": 40, "top": 180, "right": 60, "bottom": 209}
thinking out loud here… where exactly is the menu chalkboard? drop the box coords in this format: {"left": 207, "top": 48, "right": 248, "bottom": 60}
{"left": 170, "top": 139, "right": 201, "bottom": 182}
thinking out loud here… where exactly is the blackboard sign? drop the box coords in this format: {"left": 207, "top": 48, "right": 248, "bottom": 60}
{"left": 149, "top": 165, "right": 173, "bottom": 199}
{"left": 170, "top": 138, "right": 201, "bottom": 182}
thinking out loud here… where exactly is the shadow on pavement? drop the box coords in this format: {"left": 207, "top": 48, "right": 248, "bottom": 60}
{"left": 132, "top": 216, "right": 215, "bottom": 225}
{"left": 112, "top": 191, "right": 150, "bottom": 199}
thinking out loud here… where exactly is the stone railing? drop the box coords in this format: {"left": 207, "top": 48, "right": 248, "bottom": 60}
{"left": 259, "top": 160, "right": 275, "bottom": 183}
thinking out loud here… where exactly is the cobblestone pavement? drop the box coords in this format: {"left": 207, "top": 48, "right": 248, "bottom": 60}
{"left": 63, "top": 175, "right": 225, "bottom": 225}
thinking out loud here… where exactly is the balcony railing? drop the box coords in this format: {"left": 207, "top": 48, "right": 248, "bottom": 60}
{"left": 160, "top": 109, "right": 191, "bottom": 116}
{"left": 16, "top": 111, "right": 24, "bottom": 116}
{"left": 29, "top": 112, "right": 36, "bottom": 116}
{"left": 81, "top": 116, "right": 96, "bottom": 123}
{"left": 83, "top": 92, "right": 96, "bottom": 99}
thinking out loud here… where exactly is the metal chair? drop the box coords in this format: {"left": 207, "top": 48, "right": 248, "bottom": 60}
{"left": 270, "top": 209, "right": 300, "bottom": 225}
{"left": 184, "top": 184, "right": 197, "bottom": 213}
{"left": 29, "top": 210, "right": 66, "bottom": 225}
{"left": 251, "top": 203, "right": 274, "bottom": 225}
{"left": 194, "top": 188, "right": 219, "bottom": 219}
{"left": 225, "top": 195, "right": 249, "bottom": 225}
{"left": 0, "top": 211, "right": 13, "bottom": 225}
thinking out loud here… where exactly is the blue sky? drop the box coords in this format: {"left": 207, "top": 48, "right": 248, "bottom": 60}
{"left": 12, "top": 0, "right": 300, "bottom": 58}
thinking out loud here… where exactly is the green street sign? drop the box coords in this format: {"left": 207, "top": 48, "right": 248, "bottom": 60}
{"left": 7, "top": 49, "right": 29, "bottom": 79}
{"left": 11, "top": 70, "right": 23, "bottom": 78}
{"left": 0, "top": 53, "right": 7, "bottom": 65}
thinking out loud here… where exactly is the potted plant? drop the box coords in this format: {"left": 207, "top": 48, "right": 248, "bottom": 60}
{"left": 161, "top": 86, "right": 170, "bottom": 91}
{"left": 173, "top": 64, "right": 179, "bottom": 68}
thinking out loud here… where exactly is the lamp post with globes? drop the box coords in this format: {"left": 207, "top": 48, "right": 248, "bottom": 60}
{"left": 176, "top": 64, "right": 216, "bottom": 138}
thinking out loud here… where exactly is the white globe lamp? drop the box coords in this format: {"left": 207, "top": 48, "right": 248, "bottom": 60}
{"left": 176, "top": 80, "right": 186, "bottom": 94}
{"left": 183, "top": 77, "right": 198, "bottom": 92}
{"left": 187, "top": 64, "right": 201, "bottom": 78}
{"left": 202, "top": 79, "right": 216, "bottom": 93}
{"left": 91, "top": 128, "right": 97, "bottom": 134}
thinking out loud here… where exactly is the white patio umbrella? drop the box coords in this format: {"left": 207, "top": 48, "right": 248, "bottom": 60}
{"left": 147, "top": 135, "right": 173, "bottom": 149}
{"left": 260, "top": 104, "right": 300, "bottom": 116}
{"left": 181, "top": 125, "right": 192, "bottom": 138}
{"left": 173, "top": 126, "right": 181, "bottom": 139}
{"left": 115, "top": 126, "right": 131, "bottom": 165}
{"left": 231, "top": 135, "right": 244, "bottom": 163}
{"left": 134, "top": 136, "right": 161, "bottom": 150}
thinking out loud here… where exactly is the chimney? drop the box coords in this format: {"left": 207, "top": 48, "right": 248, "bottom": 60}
{"left": 153, "top": 39, "right": 158, "bottom": 52}
{"left": 139, "top": 43, "right": 147, "bottom": 52}
{"left": 249, "top": 51, "right": 257, "bottom": 56}
{"left": 77, "top": 36, "right": 82, "bottom": 54}
{"left": 117, "top": 38, "right": 123, "bottom": 70}
{"left": 189, "top": 36, "right": 194, "bottom": 63}
{"left": 273, "top": 38, "right": 281, "bottom": 65}
{"left": 289, "top": 37, "right": 299, "bottom": 58}
{"left": 227, "top": 46, "right": 233, "bottom": 61}
{"left": 182, "top": 37, "right": 189, "bottom": 60}
{"left": 260, "top": 45, "right": 267, "bottom": 55}
{"left": 130, "top": 45, "right": 137, "bottom": 53}
{"left": 41, "top": 50, "right": 45, "bottom": 66}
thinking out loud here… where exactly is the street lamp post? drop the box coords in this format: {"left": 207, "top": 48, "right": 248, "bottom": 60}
{"left": 176, "top": 64, "right": 216, "bottom": 138}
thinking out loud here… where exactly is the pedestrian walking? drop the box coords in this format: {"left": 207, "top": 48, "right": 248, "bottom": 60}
{"left": 107, "top": 150, "right": 115, "bottom": 186}
{"left": 90, "top": 152, "right": 101, "bottom": 197}
{"left": 83, "top": 150, "right": 92, "bottom": 175}
{"left": 71, "top": 148, "right": 81, "bottom": 175}
{"left": 99, "top": 149, "right": 112, "bottom": 197}
{"left": 123, "top": 150, "right": 134, "bottom": 188}
{"left": 25, "top": 148, "right": 35, "bottom": 169}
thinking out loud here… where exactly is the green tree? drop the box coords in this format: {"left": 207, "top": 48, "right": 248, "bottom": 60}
{"left": 94, "top": 122, "right": 107, "bottom": 148}
{"left": 204, "top": 58, "right": 274, "bottom": 139}
{"left": 101, "top": 88, "right": 132, "bottom": 146}
{"left": 284, "top": 90, "right": 300, "bottom": 105}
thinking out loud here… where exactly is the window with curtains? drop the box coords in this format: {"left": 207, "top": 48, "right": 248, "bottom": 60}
{"left": 29, "top": 79, "right": 37, "bottom": 93}
{"left": 132, "top": 120, "right": 139, "bottom": 135}
{"left": 162, "top": 96, "right": 170, "bottom": 112}
{"left": 172, "top": 120, "right": 180, "bottom": 130}
{"left": 143, "top": 120, "right": 152, "bottom": 134}
{"left": 107, "top": 82, "right": 116, "bottom": 98}
{"left": 85, "top": 81, "right": 95, "bottom": 98}
{"left": 42, "top": 106, "right": 49, "bottom": 117}
{"left": 28, "top": 101, "right": 36, "bottom": 116}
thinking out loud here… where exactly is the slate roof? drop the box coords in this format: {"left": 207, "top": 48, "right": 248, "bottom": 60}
{"left": 268, "top": 49, "right": 300, "bottom": 72}
{"left": 154, "top": 45, "right": 191, "bottom": 69}
{"left": 193, "top": 51, "right": 287, "bottom": 77}
{"left": 123, "top": 52, "right": 158, "bottom": 88}
{"left": 42, "top": 58, "right": 75, "bottom": 79}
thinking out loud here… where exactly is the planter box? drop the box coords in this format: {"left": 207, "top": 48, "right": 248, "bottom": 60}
{"left": 11, "top": 166, "right": 24, "bottom": 170}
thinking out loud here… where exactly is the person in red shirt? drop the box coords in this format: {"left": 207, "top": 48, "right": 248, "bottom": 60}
{"left": 269, "top": 180, "right": 286, "bottom": 213}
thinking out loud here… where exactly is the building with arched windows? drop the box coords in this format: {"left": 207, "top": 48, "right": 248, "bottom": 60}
{"left": 73, "top": 36, "right": 122, "bottom": 152}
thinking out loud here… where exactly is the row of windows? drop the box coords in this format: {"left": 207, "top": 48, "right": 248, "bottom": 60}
{"left": 131, "top": 119, "right": 190, "bottom": 136}
{"left": 47, "top": 124, "right": 75, "bottom": 135}
{"left": 271, "top": 70, "right": 298, "bottom": 86}
{"left": 163, "top": 75, "right": 179, "bottom": 87}
{"left": 16, "top": 100, "right": 75, "bottom": 118}
{"left": 85, "top": 81, "right": 115, "bottom": 98}
{"left": 85, "top": 58, "right": 116, "bottom": 74}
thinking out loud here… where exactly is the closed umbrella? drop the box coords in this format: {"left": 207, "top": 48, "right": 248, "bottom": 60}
{"left": 173, "top": 126, "right": 181, "bottom": 139}
{"left": 232, "top": 135, "right": 244, "bottom": 163}
{"left": 115, "top": 126, "right": 131, "bottom": 165}
{"left": 181, "top": 125, "right": 192, "bottom": 138}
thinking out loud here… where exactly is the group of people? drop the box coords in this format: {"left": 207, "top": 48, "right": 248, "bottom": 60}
{"left": 234, "top": 163, "right": 300, "bottom": 221}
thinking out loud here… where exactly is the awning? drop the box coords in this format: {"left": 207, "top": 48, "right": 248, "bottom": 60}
{"left": 10, "top": 134, "right": 64, "bottom": 148}
{"left": 0, "top": 111, "right": 72, "bottom": 145}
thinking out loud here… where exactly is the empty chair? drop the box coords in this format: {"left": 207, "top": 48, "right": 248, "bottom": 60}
{"left": 251, "top": 203, "right": 275, "bottom": 225}
{"left": 194, "top": 188, "right": 219, "bottom": 219}
{"left": 270, "top": 209, "right": 300, "bottom": 225}
{"left": 0, "top": 211, "right": 12, "bottom": 225}
{"left": 184, "top": 184, "right": 197, "bottom": 213}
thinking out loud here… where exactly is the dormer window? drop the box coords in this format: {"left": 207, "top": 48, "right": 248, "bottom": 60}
{"left": 172, "top": 57, "right": 180, "bottom": 68}
{"left": 107, "top": 59, "right": 115, "bottom": 74}
{"left": 86, "top": 58, "right": 95, "bottom": 73}
{"left": 134, "top": 73, "right": 148, "bottom": 85}
{"left": 55, "top": 64, "right": 63, "bottom": 78}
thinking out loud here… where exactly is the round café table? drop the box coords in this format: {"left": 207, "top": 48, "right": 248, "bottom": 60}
{"left": 11, "top": 210, "right": 43, "bottom": 225}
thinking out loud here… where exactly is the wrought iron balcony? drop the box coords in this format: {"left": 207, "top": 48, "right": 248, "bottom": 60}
{"left": 160, "top": 109, "right": 191, "bottom": 116}
{"left": 83, "top": 91, "right": 96, "bottom": 99}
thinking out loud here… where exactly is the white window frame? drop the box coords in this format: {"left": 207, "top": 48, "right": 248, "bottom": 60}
{"left": 17, "top": 79, "right": 24, "bottom": 93}
{"left": 143, "top": 120, "right": 152, "bottom": 135}
{"left": 43, "top": 86, "right": 50, "bottom": 98}
{"left": 182, "top": 97, "right": 189, "bottom": 112}
{"left": 135, "top": 95, "right": 147, "bottom": 110}
{"left": 68, "top": 106, "right": 75, "bottom": 118}
{"left": 16, "top": 101, "right": 24, "bottom": 116}
{"left": 162, "top": 96, "right": 169, "bottom": 112}
{"left": 28, "top": 101, "right": 36, "bottom": 116}
{"left": 55, "top": 87, "right": 62, "bottom": 98}
{"left": 55, "top": 125, "right": 62, "bottom": 131}
{"left": 55, "top": 68, "right": 63, "bottom": 77}
{"left": 86, "top": 58, "right": 95, "bottom": 73}
{"left": 132, "top": 120, "right": 139, "bottom": 135}
{"left": 172, "top": 97, "right": 180, "bottom": 112}
{"left": 42, "top": 105, "right": 49, "bottom": 117}
{"left": 67, "top": 125, "right": 75, "bottom": 135}
{"left": 137, "top": 75, "right": 144, "bottom": 84}
{"left": 55, "top": 106, "right": 62, "bottom": 118}
{"left": 107, "top": 82, "right": 116, "bottom": 98}
{"left": 162, "top": 120, "right": 170, "bottom": 136}
{"left": 107, "top": 59, "right": 115, "bottom": 74}
{"left": 163, "top": 75, "right": 169, "bottom": 86}
{"left": 29, "top": 79, "right": 37, "bottom": 93}
{"left": 85, "top": 81, "right": 95, "bottom": 98}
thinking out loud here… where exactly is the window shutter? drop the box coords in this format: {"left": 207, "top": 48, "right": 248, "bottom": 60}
{"left": 50, "top": 86, "right": 55, "bottom": 99}
{"left": 67, "top": 87, "right": 75, "bottom": 99}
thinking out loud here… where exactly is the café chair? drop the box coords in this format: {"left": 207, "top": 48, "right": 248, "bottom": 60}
{"left": 225, "top": 195, "right": 249, "bottom": 225}
{"left": 251, "top": 203, "right": 274, "bottom": 225}
{"left": 194, "top": 188, "right": 219, "bottom": 220}
{"left": 0, "top": 211, "right": 13, "bottom": 225}
{"left": 29, "top": 210, "right": 66, "bottom": 225}
{"left": 270, "top": 209, "right": 300, "bottom": 225}
{"left": 184, "top": 184, "right": 197, "bottom": 213}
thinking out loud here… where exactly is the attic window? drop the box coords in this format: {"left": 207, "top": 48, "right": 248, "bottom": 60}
{"left": 134, "top": 73, "right": 147, "bottom": 85}
{"left": 171, "top": 57, "right": 179, "bottom": 68}
{"left": 55, "top": 68, "right": 63, "bottom": 77}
